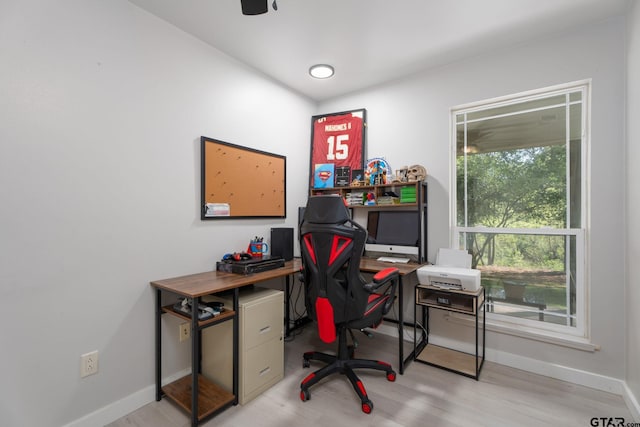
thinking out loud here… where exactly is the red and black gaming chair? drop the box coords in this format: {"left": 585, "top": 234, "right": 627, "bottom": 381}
{"left": 298, "top": 195, "right": 400, "bottom": 414}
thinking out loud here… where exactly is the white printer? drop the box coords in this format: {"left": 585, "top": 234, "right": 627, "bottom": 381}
{"left": 416, "top": 248, "right": 481, "bottom": 292}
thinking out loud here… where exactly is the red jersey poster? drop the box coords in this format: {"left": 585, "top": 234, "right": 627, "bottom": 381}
{"left": 309, "top": 109, "right": 366, "bottom": 188}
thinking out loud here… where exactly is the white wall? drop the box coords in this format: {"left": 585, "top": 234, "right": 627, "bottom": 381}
{"left": 1, "top": 1, "right": 636, "bottom": 425}
{"left": 0, "top": 1, "right": 314, "bottom": 426}
{"left": 626, "top": 0, "right": 640, "bottom": 415}
{"left": 320, "top": 17, "right": 627, "bottom": 382}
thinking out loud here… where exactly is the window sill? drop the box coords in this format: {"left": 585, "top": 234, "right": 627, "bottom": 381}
{"left": 446, "top": 312, "right": 599, "bottom": 352}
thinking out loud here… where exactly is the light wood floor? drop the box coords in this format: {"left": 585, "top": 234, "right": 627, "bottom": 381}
{"left": 108, "top": 326, "right": 633, "bottom": 427}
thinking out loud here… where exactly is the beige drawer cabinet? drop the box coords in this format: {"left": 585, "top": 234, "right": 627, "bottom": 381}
{"left": 202, "top": 287, "right": 284, "bottom": 405}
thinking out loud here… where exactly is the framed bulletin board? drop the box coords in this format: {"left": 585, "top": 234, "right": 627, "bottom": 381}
{"left": 201, "top": 136, "right": 286, "bottom": 219}
{"left": 309, "top": 108, "right": 366, "bottom": 189}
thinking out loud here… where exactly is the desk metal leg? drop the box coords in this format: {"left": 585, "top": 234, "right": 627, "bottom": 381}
{"left": 155, "top": 289, "right": 162, "bottom": 401}
{"left": 410, "top": 284, "right": 428, "bottom": 370}
{"left": 475, "top": 296, "right": 479, "bottom": 378}
{"left": 480, "top": 288, "right": 486, "bottom": 376}
{"left": 232, "top": 288, "right": 239, "bottom": 405}
{"left": 285, "top": 274, "right": 290, "bottom": 337}
{"left": 191, "top": 297, "right": 200, "bottom": 427}
{"left": 383, "top": 275, "right": 424, "bottom": 374}
{"left": 397, "top": 276, "right": 404, "bottom": 374}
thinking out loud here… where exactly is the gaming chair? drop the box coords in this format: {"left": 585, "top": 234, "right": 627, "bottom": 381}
{"left": 298, "top": 195, "right": 400, "bottom": 414}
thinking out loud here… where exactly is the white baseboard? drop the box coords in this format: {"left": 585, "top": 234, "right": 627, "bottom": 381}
{"left": 62, "top": 369, "right": 190, "bottom": 427}
{"left": 486, "top": 347, "right": 625, "bottom": 394}
{"left": 623, "top": 382, "right": 640, "bottom": 422}
{"left": 487, "top": 350, "right": 639, "bottom": 421}
{"left": 376, "top": 323, "right": 639, "bottom": 420}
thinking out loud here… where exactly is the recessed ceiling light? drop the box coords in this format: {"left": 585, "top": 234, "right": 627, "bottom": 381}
{"left": 309, "top": 64, "right": 335, "bottom": 79}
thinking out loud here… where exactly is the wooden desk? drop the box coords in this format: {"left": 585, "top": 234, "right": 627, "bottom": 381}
{"left": 151, "top": 260, "right": 300, "bottom": 427}
{"left": 151, "top": 257, "right": 422, "bottom": 426}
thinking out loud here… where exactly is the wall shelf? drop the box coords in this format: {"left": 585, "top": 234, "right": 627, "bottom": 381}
{"left": 311, "top": 182, "right": 423, "bottom": 208}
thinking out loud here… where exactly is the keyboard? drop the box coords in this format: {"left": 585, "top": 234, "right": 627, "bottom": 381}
{"left": 377, "top": 256, "right": 410, "bottom": 264}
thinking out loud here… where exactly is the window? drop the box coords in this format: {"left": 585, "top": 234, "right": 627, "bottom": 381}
{"left": 452, "top": 81, "right": 589, "bottom": 340}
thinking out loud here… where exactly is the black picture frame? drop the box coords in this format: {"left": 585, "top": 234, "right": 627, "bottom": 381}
{"left": 309, "top": 108, "right": 366, "bottom": 189}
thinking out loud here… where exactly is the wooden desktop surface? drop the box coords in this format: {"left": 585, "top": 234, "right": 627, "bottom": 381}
{"left": 359, "top": 257, "right": 423, "bottom": 276}
{"left": 150, "top": 259, "right": 302, "bottom": 297}
{"left": 150, "top": 257, "right": 421, "bottom": 298}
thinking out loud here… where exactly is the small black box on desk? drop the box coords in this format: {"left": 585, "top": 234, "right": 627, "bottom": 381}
{"left": 216, "top": 255, "right": 285, "bottom": 275}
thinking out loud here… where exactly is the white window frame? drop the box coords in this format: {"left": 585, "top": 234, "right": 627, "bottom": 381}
{"left": 450, "top": 80, "right": 592, "bottom": 347}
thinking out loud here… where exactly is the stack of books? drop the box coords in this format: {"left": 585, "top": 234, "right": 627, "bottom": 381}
{"left": 377, "top": 196, "right": 399, "bottom": 205}
{"left": 400, "top": 186, "right": 417, "bottom": 203}
{"left": 346, "top": 191, "right": 365, "bottom": 206}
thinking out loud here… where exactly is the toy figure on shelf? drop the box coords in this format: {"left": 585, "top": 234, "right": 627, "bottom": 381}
{"left": 364, "top": 192, "right": 376, "bottom": 206}
{"left": 365, "top": 157, "right": 391, "bottom": 185}
{"left": 369, "top": 160, "right": 384, "bottom": 185}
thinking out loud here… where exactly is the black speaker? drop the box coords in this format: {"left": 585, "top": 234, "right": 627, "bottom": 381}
{"left": 241, "top": 0, "right": 268, "bottom": 15}
{"left": 271, "top": 227, "right": 294, "bottom": 261}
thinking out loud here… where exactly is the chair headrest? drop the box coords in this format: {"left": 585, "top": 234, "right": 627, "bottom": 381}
{"left": 303, "top": 195, "right": 350, "bottom": 224}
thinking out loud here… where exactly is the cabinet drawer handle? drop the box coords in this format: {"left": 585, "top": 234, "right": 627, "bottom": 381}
{"left": 259, "top": 326, "right": 271, "bottom": 334}
{"left": 259, "top": 366, "right": 271, "bottom": 376}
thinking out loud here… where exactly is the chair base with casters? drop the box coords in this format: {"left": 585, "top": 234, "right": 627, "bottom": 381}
{"left": 299, "top": 324, "right": 397, "bottom": 414}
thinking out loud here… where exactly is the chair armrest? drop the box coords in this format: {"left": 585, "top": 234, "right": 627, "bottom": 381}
{"left": 364, "top": 267, "right": 399, "bottom": 292}
{"left": 364, "top": 267, "right": 400, "bottom": 315}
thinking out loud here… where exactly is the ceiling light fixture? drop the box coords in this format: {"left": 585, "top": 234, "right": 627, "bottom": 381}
{"left": 309, "top": 64, "right": 335, "bottom": 79}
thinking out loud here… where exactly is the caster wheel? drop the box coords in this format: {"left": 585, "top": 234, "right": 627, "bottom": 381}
{"left": 387, "top": 371, "right": 396, "bottom": 382}
{"left": 300, "top": 389, "right": 310, "bottom": 402}
{"left": 303, "top": 359, "right": 310, "bottom": 368}
{"left": 362, "top": 400, "right": 373, "bottom": 414}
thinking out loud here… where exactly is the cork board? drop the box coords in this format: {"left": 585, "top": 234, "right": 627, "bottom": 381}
{"left": 201, "top": 136, "right": 286, "bottom": 219}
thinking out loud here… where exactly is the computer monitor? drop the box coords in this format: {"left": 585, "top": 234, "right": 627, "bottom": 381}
{"left": 365, "top": 210, "right": 420, "bottom": 257}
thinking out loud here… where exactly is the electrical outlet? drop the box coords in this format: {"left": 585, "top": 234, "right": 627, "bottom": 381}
{"left": 80, "top": 350, "right": 99, "bottom": 378}
{"left": 179, "top": 322, "right": 190, "bottom": 342}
